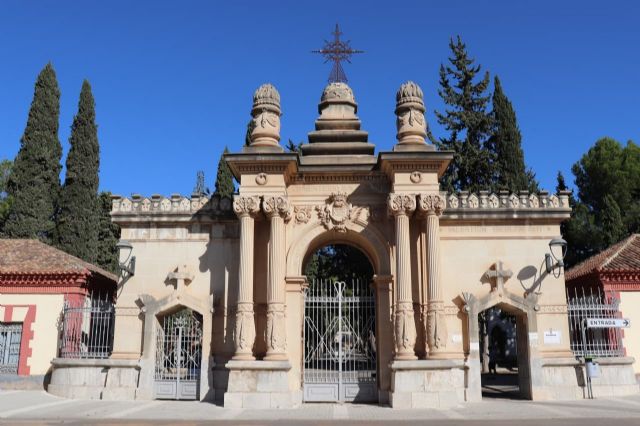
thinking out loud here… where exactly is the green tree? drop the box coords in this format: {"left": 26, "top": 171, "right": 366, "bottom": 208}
{"left": 96, "top": 191, "right": 120, "bottom": 274}
{"left": 598, "top": 194, "right": 625, "bottom": 247}
{"left": 430, "top": 36, "right": 495, "bottom": 193}
{"left": 56, "top": 80, "right": 100, "bottom": 262}
{"left": 3, "top": 63, "right": 62, "bottom": 242}
{"left": 490, "top": 76, "right": 539, "bottom": 192}
{"left": 214, "top": 147, "right": 234, "bottom": 197}
{"left": 244, "top": 120, "right": 255, "bottom": 147}
{"left": 193, "top": 170, "right": 210, "bottom": 196}
{"left": 286, "top": 139, "right": 302, "bottom": 153}
{"left": 0, "top": 159, "right": 12, "bottom": 228}
{"left": 563, "top": 137, "right": 640, "bottom": 266}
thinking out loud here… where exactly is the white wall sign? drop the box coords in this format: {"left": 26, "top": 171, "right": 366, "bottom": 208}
{"left": 451, "top": 334, "right": 462, "bottom": 343}
{"left": 543, "top": 329, "right": 562, "bottom": 345}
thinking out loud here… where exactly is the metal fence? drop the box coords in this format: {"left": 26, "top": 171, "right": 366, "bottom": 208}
{"left": 59, "top": 292, "right": 115, "bottom": 359}
{"left": 0, "top": 323, "right": 22, "bottom": 374}
{"left": 566, "top": 287, "right": 624, "bottom": 358}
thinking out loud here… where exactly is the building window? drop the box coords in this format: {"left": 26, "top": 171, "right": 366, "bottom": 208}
{"left": 0, "top": 322, "right": 22, "bottom": 374}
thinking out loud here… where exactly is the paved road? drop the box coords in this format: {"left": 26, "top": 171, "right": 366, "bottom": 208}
{"left": 1, "top": 390, "right": 640, "bottom": 425}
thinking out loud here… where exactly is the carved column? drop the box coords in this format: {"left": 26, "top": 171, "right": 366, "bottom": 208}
{"left": 388, "top": 193, "right": 417, "bottom": 360}
{"left": 262, "top": 195, "right": 291, "bottom": 360}
{"left": 418, "top": 193, "right": 447, "bottom": 358}
{"left": 232, "top": 195, "right": 261, "bottom": 360}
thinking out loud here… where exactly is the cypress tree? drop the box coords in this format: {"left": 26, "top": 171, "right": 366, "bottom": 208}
{"left": 598, "top": 194, "right": 625, "bottom": 247}
{"left": 3, "top": 63, "right": 62, "bottom": 242}
{"left": 56, "top": 80, "right": 100, "bottom": 262}
{"left": 244, "top": 120, "right": 255, "bottom": 146}
{"left": 193, "top": 171, "right": 210, "bottom": 196}
{"left": 214, "top": 147, "right": 234, "bottom": 197}
{"left": 490, "top": 76, "right": 539, "bottom": 193}
{"left": 0, "top": 159, "right": 12, "bottom": 229}
{"left": 431, "top": 36, "right": 495, "bottom": 193}
{"left": 96, "top": 191, "right": 120, "bottom": 274}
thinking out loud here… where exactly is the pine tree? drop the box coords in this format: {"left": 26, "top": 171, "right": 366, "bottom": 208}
{"left": 3, "top": 63, "right": 62, "bottom": 243}
{"left": 490, "top": 76, "right": 539, "bottom": 193}
{"left": 56, "top": 80, "right": 100, "bottom": 262}
{"left": 598, "top": 194, "right": 625, "bottom": 247}
{"left": 286, "top": 139, "right": 303, "bottom": 153}
{"left": 214, "top": 147, "right": 234, "bottom": 197}
{"left": 431, "top": 36, "right": 494, "bottom": 193}
{"left": 96, "top": 191, "right": 120, "bottom": 274}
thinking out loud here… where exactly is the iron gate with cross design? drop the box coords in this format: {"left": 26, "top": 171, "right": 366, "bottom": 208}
{"left": 303, "top": 278, "right": 377, "bottom": 402}
{"left": 154, "top": 308, "right": 203, "bottom": 400}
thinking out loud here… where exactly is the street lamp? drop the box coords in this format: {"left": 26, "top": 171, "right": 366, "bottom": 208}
{"left": 545, "top": 237, "right": 567, "bottom": 276}
{"left": 116, "top": 239, "right": 136, "bottom": 278}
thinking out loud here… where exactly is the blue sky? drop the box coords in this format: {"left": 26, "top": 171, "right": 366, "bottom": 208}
{"left": 0, "top": 1, "right": 638, "bottom": 196}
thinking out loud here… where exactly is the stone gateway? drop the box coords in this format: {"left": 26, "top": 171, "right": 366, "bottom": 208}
{"left": 47, "top": 80, "right": 638, "bottom": 407}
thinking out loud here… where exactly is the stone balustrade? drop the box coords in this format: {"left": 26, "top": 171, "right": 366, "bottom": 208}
{"left": 110, "top": 194, "right": 234, "bottom": 216}
{"left": 445, "top": 190, "right": 571, "bottom": 211}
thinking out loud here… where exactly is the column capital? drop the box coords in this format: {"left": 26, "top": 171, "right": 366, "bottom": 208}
{"left": 387, "top": 193, "right": 416, "bottom": 217}
{"left": 262, "top": 194, "right": 292, "bottom": 221}
{"left": 233, "top": 195, "right": 261, "bottom": 218}
{"left": 418, "top": 193, "right": 446, "bottom": 216}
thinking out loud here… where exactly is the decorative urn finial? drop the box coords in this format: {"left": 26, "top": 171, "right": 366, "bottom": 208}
{"left": 250, "top": 83, "right": 282, "bottom": 148}
{"left": 394, "top": 81, "right": 429, "bottom": 148}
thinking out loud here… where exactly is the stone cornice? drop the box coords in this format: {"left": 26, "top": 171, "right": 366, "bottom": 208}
{"left": 441, "top": 191, "right": 571, "bottom": 220}
{"left": 224, "top": 152, "right": 298, "bottom": 182}
{"left": 378, "top": 151, "right": 454, "bottom": 178}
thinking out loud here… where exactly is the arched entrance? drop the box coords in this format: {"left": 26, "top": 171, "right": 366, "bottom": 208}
{"left": 154, "top": 307, "right": 203, "bottom": 400}
{"left": 479, "top": 305, "right": 525, "bottom": 399}
{"left": 302, "top": 244, "right": 377, "bottom": 403}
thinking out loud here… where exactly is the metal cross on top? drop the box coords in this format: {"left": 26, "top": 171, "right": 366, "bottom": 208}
{"left": 484, "top": 261, "right": 513, "bottom": 296}
{"left": 312, "top": 24, "right": 363, "bottom": 83}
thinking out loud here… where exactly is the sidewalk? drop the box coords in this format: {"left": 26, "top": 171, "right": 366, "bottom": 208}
{"left": 1, "top": 390, "right": 640, "bottom": 423}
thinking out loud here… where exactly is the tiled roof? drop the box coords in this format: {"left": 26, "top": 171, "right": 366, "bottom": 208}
{"left": 0, "top": 239, "right": 118, "bottom": 282}
{"left": 565, "top": 234, "right": 640, "bottom": 282}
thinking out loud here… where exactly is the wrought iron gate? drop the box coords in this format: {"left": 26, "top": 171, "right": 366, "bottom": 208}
{"left": 303, "top": 279, "right": 377, "bottom": 402}
{"left": 0, "top": 323, "right": 22, "bottom": 374}
{"left": 154, "top": 309, "right": 203, "bottom": 400}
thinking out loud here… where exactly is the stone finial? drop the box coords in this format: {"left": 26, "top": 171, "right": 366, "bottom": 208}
{"left": 394, "top": 81, "right": 430, "bottom": 149}
{"left": 320, "top": 82, "right": 356, "bottom": 107}
{"left": 250, "top": 83, "right": 282, "bottom": 147}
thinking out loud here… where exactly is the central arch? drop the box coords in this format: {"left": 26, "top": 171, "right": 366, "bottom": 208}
{"left": 301, "top": 241, "right": 377, "bottom": 403}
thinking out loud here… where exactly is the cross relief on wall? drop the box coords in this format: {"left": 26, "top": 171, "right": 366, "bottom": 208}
{"left": 483, "top": 261, "right": 513, "bottom": 297}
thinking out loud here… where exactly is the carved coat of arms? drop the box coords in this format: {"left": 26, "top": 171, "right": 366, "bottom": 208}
{"left": 317, "top": 192, "right": 355, "bottom": 233}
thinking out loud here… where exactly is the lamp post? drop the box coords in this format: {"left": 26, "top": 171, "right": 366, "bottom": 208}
{"left": 116, "top": 239, "right": 136, "bottom": 278}
{"left": 545, "top": 237, "right": 567, "bottom": 277}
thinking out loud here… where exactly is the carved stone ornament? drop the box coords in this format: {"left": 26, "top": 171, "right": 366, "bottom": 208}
{"left": 418, "top": 193, "right": 445, "bottom": 215}
{"left": 234, "top": 302, "right": 255, "bottom": 356}
{"left": 233, "top": 195, "right": 261, "bottom": 218}
{"left": 395, "top": 81, "right": 427, "bottom": 145}
{"left": 317, "top": 192, "right": 355, "bottom": 233}
{"left": 394, "top": 301, "right": 417, "bottom": 356}
{"left": 265, "top": 304, "right": 286, "bottom": 355}
{"left": 410, "top": 171, "right": 422, "bottom": 183}
{"left": 255, "top": 173, "right": 267, "bottom": 185}
{"left": 294, "top": 205, "right": 312, "bottom": 224}
{"left": 387, "top": 193, "right": 416, "bottom": 217}
{"left": 321, "top": 82, "right": 355, "bottom": 104}
{"left": 426, "top": 302, "right": 448, "bottom": 350}
{"left": 250, "top": 83, "right": 281, "bottom": 147}
{"left": 262, "top": 195, "right": 292, "bottom": 221}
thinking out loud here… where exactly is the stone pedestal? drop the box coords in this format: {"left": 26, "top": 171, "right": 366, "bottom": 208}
{"left": 48, "top": 358, "right": 140, "bottom": 400}
{"left": 223, "top": 360, "right": 301, "bottom": 409}
{"left": 389, "top": 360, "right": 467, "bottom": 409}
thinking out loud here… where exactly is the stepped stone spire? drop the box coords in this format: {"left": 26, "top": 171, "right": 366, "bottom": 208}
{"left": 300, "top": 82, "right": 375, "bottom": 159}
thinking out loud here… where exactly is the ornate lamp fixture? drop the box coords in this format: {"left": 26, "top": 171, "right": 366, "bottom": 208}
{"left": 116, "top": 239, "right": 136, "bottom": 278}
{"left": 545, "top": 237, "right": 567, "bottom": 277}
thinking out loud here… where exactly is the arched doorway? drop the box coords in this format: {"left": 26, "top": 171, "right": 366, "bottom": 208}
{"left": 302, "top": 244, "right": 377, "bottom": 403}
{"left": 478, "top": 304, "right": 530, "bottom": 399}
{"left": 154, "top": 307, "right": 203, "bottom": 400}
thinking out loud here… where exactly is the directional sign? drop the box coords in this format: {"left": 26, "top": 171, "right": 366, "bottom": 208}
{"left": 586, "top": 318, "right": 630, "bottom": 328}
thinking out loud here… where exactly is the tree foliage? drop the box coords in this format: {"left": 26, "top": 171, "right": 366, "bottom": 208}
{"left": 96, "top": 191, "right": 121, "bottom": 274}
{"left": 244, "top": 120, "right": 255, "bottom": 147}
{"left": 490, "top": 76, "right": 539, "bottom": 193}
{"left": 304, "top": 244, "right": 374, "bottom": 284}
{"left": 431, "top": 36, "right": 494, "bottom": 193}
{"left": 56, "top": 80, "right": 100, "bottom": 262}
{"left": 3, "top": 63, "right": 62, "bottom": 243}
{"left": 0, "top": 159, "right": 12, "bottom": 229}
{"left": 193, "top": 170, "right": 210, "bottom": 196}
{"left": 563, "top": 138, "right": 640, "bottom": 266}
{"left": 214, "top": 147, "right": 234, "bottom": 197}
